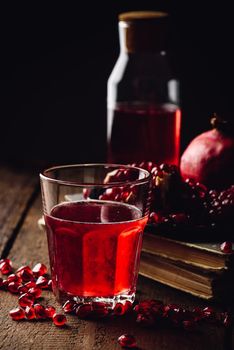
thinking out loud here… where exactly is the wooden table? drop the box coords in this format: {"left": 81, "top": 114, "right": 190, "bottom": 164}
{"left": 0, "top": 165, "right": 233, "bottom": 350}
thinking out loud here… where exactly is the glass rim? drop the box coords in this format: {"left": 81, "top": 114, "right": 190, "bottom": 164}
{"left": 39, "top": 163, "right": 151, "bottom": 188}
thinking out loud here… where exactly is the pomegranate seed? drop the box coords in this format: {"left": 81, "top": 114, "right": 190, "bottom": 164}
{"left": 45, "top": 305, "right": 56, "bottom": 318}
{"left": 1, "top": 279, "right": 8, "bottom": 289}
{"left": 8, "top": 281, "right": 20, "bottom": 294}
{"left": 113, "top": 303, "right": 126, "bottom": 316}
{"left": 32, "top": 263, "right": 47, "bottom": 277}
{"left": 9, "top": 307, "right": 25, "bottom": 321}
{"left": 36, "top": 276, "right": 48, "bottom": 289}
{"left": 117, "top": 334, "right": 137, "bottom": 348}
{"left": 0, "top": 259, "right": 13, "bottom": 275}
{"left": 53, "top": 314, "right": 67, "bottom": 327}
{"left": 202, "top": 306, "right": 215, "bottom": 320}
{"left": 28, "top": 287, "right": 42, "bottom": 299}
{"left": 34, "top": 304, "right": 47, "bottom": 319}
{"left": 124, "top": 301, "right": 133, "bottom": 313}
{"left": 16, "top": 266, "right": 34, "bottom": 281}
{"left": 18, "top": 284, "right": 28, "bottom": 294}
{"left": 7, "top": 274, "right": 22, "bottom": 283}
{"left": 192, "top": 307, "right": 203, "bottom": 321}
{"left": 136, "top": 313, "right": 155, "bottom": 326}
{"left": 63, "top": 300, "right": 76, "bottom": 314}
{"left": 220, "top": 242, "right": 233, "bottom": 254}
{"left": 92, "top": 307, "right": 109, "bottom": 318}
{"left": 24, "top": 281, "right": 36, "bottom": 289}
{"left": 0, "top": 277, "right": 3, "bottom": 288}
{"left": 76, "top": 304, "right": 92, "bottom": 318}
{"left": 223, "top": 313, "right": 232, "bottom": 328}
{"left": 25, "top": 306, "right": 36, "bottom": 320}
{"left": 18, "top": 293, "right": 35, "bottom": 308}
{"left": 183, "top": 320, "right": 196, "bottom": 331}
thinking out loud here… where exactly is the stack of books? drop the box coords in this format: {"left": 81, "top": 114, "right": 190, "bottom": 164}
{"left": 140, "top": 230, "right": 234, "bottom": 300}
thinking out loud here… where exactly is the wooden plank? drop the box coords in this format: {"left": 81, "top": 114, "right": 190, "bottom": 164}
{"left": 0, "top": 166, "right": 38, "bottom": 257}
{"left": 0, "top": 196, "right": 230, "bottom": 350}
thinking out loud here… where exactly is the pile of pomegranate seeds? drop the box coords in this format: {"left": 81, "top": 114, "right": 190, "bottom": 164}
{"left": 0, "top": 258, "right": 66, "bottom": 327}
{"left": 1, "top": 258, "right": 233, "bottom": 346}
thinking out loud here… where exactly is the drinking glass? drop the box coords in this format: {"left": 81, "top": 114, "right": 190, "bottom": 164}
{"left": 40, "top": 164, "right": 151, "bottom": 307}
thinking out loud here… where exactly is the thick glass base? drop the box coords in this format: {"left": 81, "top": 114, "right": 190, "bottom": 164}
{"left": 56, "top": 289, "right": 135, "bottom": 309}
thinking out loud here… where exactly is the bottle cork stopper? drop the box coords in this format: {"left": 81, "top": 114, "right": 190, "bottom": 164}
{"left": 119, "top": 11, "right": 168, "bottom": 22}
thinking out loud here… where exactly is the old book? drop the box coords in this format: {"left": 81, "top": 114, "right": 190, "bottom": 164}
{"left": 139, "top": 252, "right": 234, "bottom": 300}
{"left": 142, "top": 232, "right": 234, "bottom": 271}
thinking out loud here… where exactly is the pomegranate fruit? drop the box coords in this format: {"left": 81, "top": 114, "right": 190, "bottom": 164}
{"left": 180, "top": 115, "right": 234, "bottom": 189}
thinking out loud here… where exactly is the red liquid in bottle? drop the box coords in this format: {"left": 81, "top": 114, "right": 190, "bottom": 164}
{"left": 45, "top": 201, "right": 147, "bottom": 301}
{"left": 108, "top": 103, "right": 181, "bottom": 165}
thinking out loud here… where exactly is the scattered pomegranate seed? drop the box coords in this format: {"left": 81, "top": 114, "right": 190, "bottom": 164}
{"left": 136, "top": 313, "right": 155, "bottom": 326}
{"left": 1, "top": 279, "right": 9, "bottom": 289}
{"left": 24, "top": 281, "right": 36, "bottom": 289}
{"left": 7, "top": 274, "right": 22, "bottom": 283}
{"left": 9, "top": 307, "right": 25, "bottom": 321}
{"left": 45, "top": 305, "right": 56, "bottom": 318}
{"left": 113, "top": 303, "right": 126, "bottom": 316}
{"left": 36, "top": 276, "right": 48, "bottom": 289}
{"left": 32, "top": 263, "right": 47, "bottom": 277}
{"left": 124, "top": 301, "right": 133, "bottom": 313}
{"left": 223, "top": 313, "right": 232, "bottom": 328}
{"left": 0, "top": 259, "right": 13, "bottom": 274}
{"left": 117, "top": 334, "right": 137, "bottom": 348}
{"left": 8, "top": 281, "right": 20, "bottom": 294}
{"left": 16, "top": 266, "right": 34, "bottom": 282}
{"left": 18, "top": 293, "right": 35, "bottom": 308}
{"left": 18, "top": 284, "right": 28, "bottom": 294}
{"left": 52, "top": 314, "right": 67, "bottom": 327}
{"left": 220, "top": 241, "right": 233, "bottom": 254}
{"left": 28, "top": 287, "right": 42, "bottom": 299}
{"left": 25, "top": 306, "right": 36, "bottom": 320}
{"left": 75, "top": 304, "right": 92, "bottom": 318}
{"left": 63, "top": 300, "right": 76, "bottom": 314}
{"left": 92, "top": 307, "right": 109, "bottom": 318}
{"left": 34, "top": 304, "right": 47, "bottom": 319}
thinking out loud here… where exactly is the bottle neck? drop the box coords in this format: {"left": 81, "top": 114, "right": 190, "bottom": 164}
{"left": 119, "top": 19, "right": 168, "bottom": 54}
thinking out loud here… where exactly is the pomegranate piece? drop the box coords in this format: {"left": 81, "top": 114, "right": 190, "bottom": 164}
{"left": 18, "top": 293, "right": 35, "bottom": 308}
{"left": 8, "top": 281, "right": 20, "bottom": 294}
{"left": 34, "top": 304, "right": 47, "bottom": 319}
{"left": 16, "top": 265, "right": 34, "bottom": 282}
{"left": 0, "top": 259, "right": 13, "bottom": 275}
{"left": 52, "top": 314, "right": 67, "bottom": 327}
{"left": 75, "top": 304, "right": 92, "bottom": 319}
{"left": 45, "top": 305, "right": 56, "bottom": 318}
{"left": 117, "top": 334, "right": 137, "bottom": 348}
{"left": 32, "top": 263, "right": 48, "bottom": 277}
{"left": 28, "top": 287, "right": 42, "bottom": 299}
{"left": 25, "top": 306, "right": 36, "bottom": 320}
{"left": 9, "top": 307, "right": 25, "bottom": 321}
{"left": 220, "top": 241, "right": 233, "bottom": 254}
{"left": 63, "top": 300, "right": 76, "bottom": 314}
{"left": 113, "top": 303, "right": 126, "bottom": 316}
{"left": 36, "top": 276, "right": 48, "bottom": 289}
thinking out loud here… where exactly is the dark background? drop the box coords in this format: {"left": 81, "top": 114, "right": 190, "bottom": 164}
{"left": 0, "top": 2, "right": 233, "bottom": 169}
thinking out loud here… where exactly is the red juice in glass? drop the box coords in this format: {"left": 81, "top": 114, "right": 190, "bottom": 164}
{"left": 108, "top": 103, "right": 181, "bottom": 165}
{"left": 45, "top": 200, "right": 148, "bottom": 302}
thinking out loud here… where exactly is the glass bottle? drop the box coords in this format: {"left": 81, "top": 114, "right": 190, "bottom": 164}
{"left": 107, "top": 11, "right": 181, "bottom": 165}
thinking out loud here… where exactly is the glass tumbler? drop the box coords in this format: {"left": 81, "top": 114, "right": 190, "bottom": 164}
{"left": 40, "top": 164, "right": 151, "bottom": 307}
